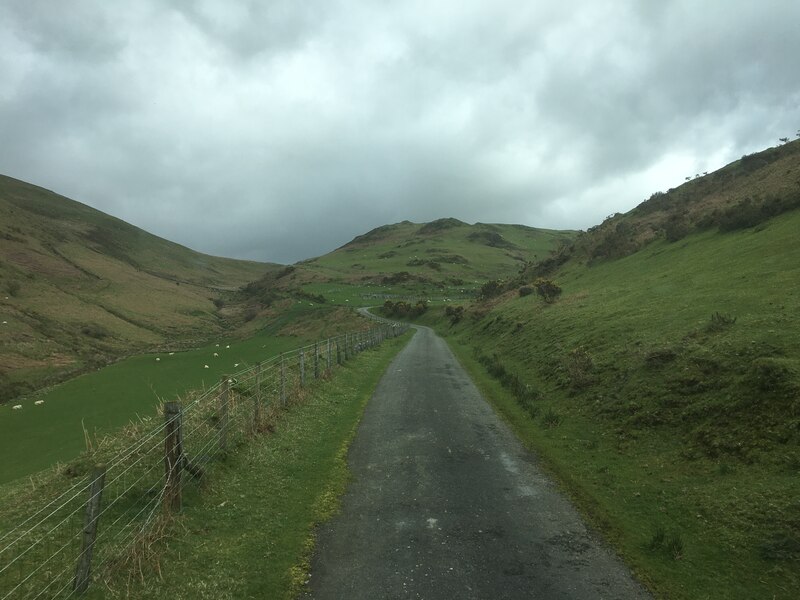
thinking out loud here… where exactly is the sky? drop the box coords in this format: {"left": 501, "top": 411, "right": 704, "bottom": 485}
{"left": 1, "top": 1, "right": 799, "bottom": 264}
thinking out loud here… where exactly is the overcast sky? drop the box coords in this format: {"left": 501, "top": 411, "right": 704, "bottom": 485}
{"left": 2, "top": 1, "right": 799, "bottom": 263}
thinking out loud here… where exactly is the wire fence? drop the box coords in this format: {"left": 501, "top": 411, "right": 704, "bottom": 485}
{"left": 0, "top": 322, "right": 407, "bottom": 599}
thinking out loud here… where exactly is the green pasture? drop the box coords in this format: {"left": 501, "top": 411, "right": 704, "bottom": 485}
{"left": 0, "top": 304, "right": 338, "bottom": 484}
{"left": 94, "top": 330, "right": 413, "bottom": 599}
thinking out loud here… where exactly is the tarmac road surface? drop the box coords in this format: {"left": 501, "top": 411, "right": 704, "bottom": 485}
{"left": 306, "top": 325, "right": 651, "bottom": 599}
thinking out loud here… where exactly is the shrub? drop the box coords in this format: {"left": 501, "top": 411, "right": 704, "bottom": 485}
{"left": 212, "top": 298, "right": 225, "bottom": 310}
{"left": 444, "top": 305, "right": 465, "bottom": 324}
{"left": 6, "top": 281, "right": 21, "bottom": 297}
{"left": 479, "top": 279, "right": 503, "bottom": 299}
{"left": 518, "top": 286, "right": 533, "bottom": 297}
{"left": 664, "top": 213, "right": 691, "bottom": 242}
{"left": 533, "top": 278, "right": 562, "bottom": 304}
{"left": 382, "top": 300, "right": 427, "bottom": 319}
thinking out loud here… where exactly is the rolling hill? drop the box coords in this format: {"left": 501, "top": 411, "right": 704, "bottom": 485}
{"left": 242, "top": 218, "right": 577, "bottom": 306}
{"left": 0, "top": 174, "right": 275, "bottom": 401}
{"left": 409, "top": 140, "right": 800, "bottom": 599}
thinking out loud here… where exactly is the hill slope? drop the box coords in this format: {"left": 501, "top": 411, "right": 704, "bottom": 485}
{"left": 414, "top": 142, "right": 800, "bottom": 599}
{"left": 246, "top": 218, "right": 576, "bottom": 306}
{"left": 0, "top": 174, "right": 274, "bottom": 401}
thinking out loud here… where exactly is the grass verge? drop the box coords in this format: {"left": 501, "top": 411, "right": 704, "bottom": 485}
{"left": 95, "top": 330, "right": 412, "bottom": 599}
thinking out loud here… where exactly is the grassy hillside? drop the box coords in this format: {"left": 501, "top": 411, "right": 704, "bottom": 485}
{"left": 247, "top": 218, "right": 576, "bottom": 306}
{"left": 410, "top": 147, "right": 800, "bottom": 598}
{"left": 0, "top": 174, "right": 275, "bottom": 401}
{"left": 0, "top": 301, "right": 367, "bottom": 483}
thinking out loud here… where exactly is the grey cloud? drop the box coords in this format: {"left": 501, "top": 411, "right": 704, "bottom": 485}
{"left": 1, "top": 1, "right": 799, "bottom": 263}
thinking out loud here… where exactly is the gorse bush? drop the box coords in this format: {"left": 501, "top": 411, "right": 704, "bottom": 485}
{"left": 533, "top": 278, "right": 562, "bottom": 303}
{"left": 382, "top": 300, "right": 428, "bottom": 318}
{"left": 444, "top": 305, "right": 465, "bottom": 324}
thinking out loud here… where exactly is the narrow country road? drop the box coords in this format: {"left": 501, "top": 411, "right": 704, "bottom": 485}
{"left": 306, "top": 325, "right": 650, "bottom": 599}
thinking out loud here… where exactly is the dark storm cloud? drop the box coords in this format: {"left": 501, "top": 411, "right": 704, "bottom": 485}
{"left": 1, "top": 1, "right": 799, "bottom": 263}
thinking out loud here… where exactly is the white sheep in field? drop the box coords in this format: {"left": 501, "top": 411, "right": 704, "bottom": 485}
{"left": 225, "top": 345, "right": 230, "bottom": 349}
{"left": 12, "top": 405, "right": 22, "bottom": 410}
{"left": 234, "top": 363, "right": 239, "bottom": 368}
{"left": 34, "top": 400, "right": 44, "bottom": 405}
{"left": 204, "top": 365, "right": 210, "bottom": 369}
{"left": 169, "top": 352, "right": 174, "bottom": 356}
{"left": 156, "top": 357, "right": 161, "bottom": 362}
{"left": 213, "top": 352, "right": 219, "bottom": 357}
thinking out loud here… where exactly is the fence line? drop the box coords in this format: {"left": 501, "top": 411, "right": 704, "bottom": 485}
{"left": 0, "top": 321, "right": 407, "bottom": 599}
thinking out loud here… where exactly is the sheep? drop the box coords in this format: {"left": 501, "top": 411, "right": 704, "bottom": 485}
{"left": 213, "top": 352, "right": 219, "bottom": 357}
{"left": 204, "top": 365, "right": 210, "bottom": 369}
{"left": 12, "top": 405, "right": 22, "bottom": 410}
{"left": 234, "top": 363, "right": 239, "bottom": 368}
{"left": 34, "top": 400, "right": 44, "bottom": 405}
{"left": 225, "top": 345, "right": 230, "bottom": 349}
{"left": 156, "top": 357, "right": 161, "bottom": 362}
{"left": 169, "top": 352, "right": 174, "bottom": 356}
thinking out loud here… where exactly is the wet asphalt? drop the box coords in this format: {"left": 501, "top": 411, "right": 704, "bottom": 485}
{"left": 305, "top": 325, "right": 651, "bottom": 600}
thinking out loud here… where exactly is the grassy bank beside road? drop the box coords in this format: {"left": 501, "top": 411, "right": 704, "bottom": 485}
{"left": 417, "top": 210, "right": 800, "bottom": 599}
{"left": 105, "top": 330, "right": 412, "bottom": 599}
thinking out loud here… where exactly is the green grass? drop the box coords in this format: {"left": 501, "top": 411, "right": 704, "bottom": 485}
{"left": 423, "top": 209, "right": 800, "bottom": 599}
{"left": 0, "top": 303, "right": 363, "bottom": 484}
{"left": 0, "top": 174, "right": 274, "bottom": 402}
{"left": 97, "top": 330, "right": 412, "bottom": 599}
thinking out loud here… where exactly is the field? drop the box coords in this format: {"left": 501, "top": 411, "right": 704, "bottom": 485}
{"left": 94, "top": 331, "right": 413, "bottom": 599}
{"left": 0, "top": 303, "right": 368, "bottom": 483}
{"left": 0, "top": 174, "right": 274, "bottom": 402}
{"left": 416, "top": 208, "right": 800, "bottom": 599}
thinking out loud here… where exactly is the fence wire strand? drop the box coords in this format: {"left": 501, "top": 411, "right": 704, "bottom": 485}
{"left": 0, "top": 321, "right": 407, "bottom": 598}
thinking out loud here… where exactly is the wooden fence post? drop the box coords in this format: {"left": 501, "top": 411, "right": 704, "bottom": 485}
{"left": 336, "top": 341, "right": 341, "bottom": 365}
{"left": 314, "top": 342, "right": 320, "bottom": 379}
{"left": 73, "top": 465, "right": 106, "bottom": 595}
{"left": 253, "top": 363, "right": 262, "bottom": 432}
{"left": 280, "top": 356, "right": 286, "bottom": 406}
{"left": 300, "top": 349, "right": 305, "bottom": 387}
{"left": 163, "top": 402, "right": 183, "bottom": 512}
{"left": 219, "top": 377, "right": 230, "bottom": 453}
{"left": 327, "top": 339, "right": 332, "bottom": 371}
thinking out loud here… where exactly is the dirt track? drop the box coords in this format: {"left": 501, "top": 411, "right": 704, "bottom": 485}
{"left": 306, "top": 325, "right": 650, "bottom": 599}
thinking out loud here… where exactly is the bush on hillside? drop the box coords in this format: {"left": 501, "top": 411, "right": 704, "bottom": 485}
{"left": 479, "top": 279, "right": 503, "bottom": 299}
{"left": 518, "top": 286, "right": 533, "bottom": 297}
{"left": 664, "top": 213, "right": 692, "bottom": 242}
{"left": 533, "top": 278, "right": 562, "bottom": 304}
{"left": 717, "top": 192, "right": 800, "bottom": 232}
{"left": 382, "top": 271, "right": 413, "bottom": 285}
{"left": 444, "top": 305, "right": 465, "bottom": 324}
{"left": 382, "top": 300, "right": 427, "bottom": 318}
